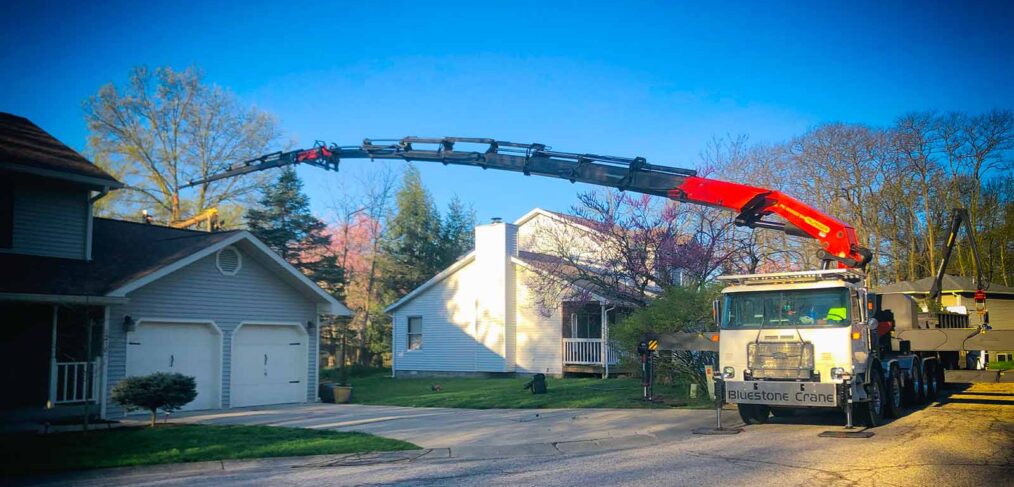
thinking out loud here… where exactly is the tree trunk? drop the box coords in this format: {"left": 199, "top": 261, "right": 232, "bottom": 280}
{"left": 150, "top": 409, "right": 157, "bottom": 428}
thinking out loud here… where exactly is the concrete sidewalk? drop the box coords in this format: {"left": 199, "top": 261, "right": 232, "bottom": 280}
{"left": 161, "top": 403, "right": 730, "bottom": 448}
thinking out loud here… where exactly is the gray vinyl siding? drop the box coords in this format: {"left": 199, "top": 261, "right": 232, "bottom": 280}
{"left": 392, "top": 260, "right": 509, "bottom": 373}
{"left": 4, "top": 180, "right": 88, "bottom": 259}
{"left": 104, "top": 247, "right": 319, "bottom": 417}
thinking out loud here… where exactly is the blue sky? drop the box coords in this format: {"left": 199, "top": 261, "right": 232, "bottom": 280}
{"left": 2, "top": 1, "right": 1012, "bottom": 223}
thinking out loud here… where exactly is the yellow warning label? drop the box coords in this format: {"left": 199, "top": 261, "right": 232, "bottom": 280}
{"left": 776, "top": 203, "right": 830, "bottom": 236}
{"left": 648, "top": 340, "right": 658, "bottom": 350}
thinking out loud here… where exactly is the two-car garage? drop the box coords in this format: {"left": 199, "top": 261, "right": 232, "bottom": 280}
{"left": 125, "top": 321, "right": 308, "bottom": 410}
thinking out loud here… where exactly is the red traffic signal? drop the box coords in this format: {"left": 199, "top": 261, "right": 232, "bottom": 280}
{"left": 974, "top": 289, "right": 986, "bottom": 302}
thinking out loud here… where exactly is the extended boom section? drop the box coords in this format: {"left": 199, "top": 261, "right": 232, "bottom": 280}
{"left": 184, "top": 136, "right": 871, "bottom": 269}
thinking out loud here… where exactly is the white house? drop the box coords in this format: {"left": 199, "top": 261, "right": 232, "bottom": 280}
{"left": 386, "top": 209, "right": 625, "bottom": 377}
{"left": 0, "top": 112, "right": 351, "bottom": 425}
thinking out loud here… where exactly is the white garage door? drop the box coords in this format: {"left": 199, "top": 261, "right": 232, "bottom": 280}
{"left": 126, "top": 322, "right": 221, "bottom": 411}
{"left": 231, "top": 324, "right": 307, "bottom": 408}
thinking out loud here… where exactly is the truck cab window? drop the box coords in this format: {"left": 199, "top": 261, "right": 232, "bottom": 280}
{"left": 723, "top": 288, "right": 851, "bottom": 329}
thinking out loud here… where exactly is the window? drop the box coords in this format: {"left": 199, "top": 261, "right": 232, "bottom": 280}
{"left": 722, "top": 288, "right": 851, "bottom": 329}
{"left": 407, "top": 317, "right": 422, "bottom": 350}
{"left": 216, "top": 247, "right": 242, "bottom": 275}
{"left": 564, "top": 303, "right": 602, "bottom": 339}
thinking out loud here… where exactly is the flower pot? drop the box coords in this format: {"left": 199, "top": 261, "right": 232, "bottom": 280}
{"left": 333, "top": 385, "right": 352, "bottom": 404}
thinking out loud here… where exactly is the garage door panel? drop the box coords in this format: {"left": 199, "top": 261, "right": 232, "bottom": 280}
{"left": 231, "top": 324, "right": 307, "bottom": 408}
{"left": 126, "top": 322, "right": 221, "bottom": 411}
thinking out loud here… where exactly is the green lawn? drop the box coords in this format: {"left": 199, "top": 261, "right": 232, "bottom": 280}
{"left": 0, "top": 424, "right": 418, "bottom": 476}
{"left": 988, "top": 360, "right": 1014, "bottom": 370}
{"left": 324, "top": 367, "right": 710, "bottom": 409}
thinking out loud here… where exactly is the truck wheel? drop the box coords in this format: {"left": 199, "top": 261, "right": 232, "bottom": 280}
{"left": 771, "top": 408, "right": 795, "bottom": 418}
{"left": 854, "top": 375, "right": 884, "bottom": 427}
{"left": 737, "top": 404, "right": 771, "bottom": 424}
{"left": 903, "top": 361, "right": 924, "bottom": 406}
{"left": 884, "top": 367, "right": 903, "bottom": 419}
{"left": 924, "top": 362, "right": 939, "bottom": 401}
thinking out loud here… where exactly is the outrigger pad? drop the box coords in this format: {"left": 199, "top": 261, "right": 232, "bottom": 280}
{"left": 692, "top": 427, "right": 743, "bottom": 435}
{"left": 818, "top": 430, "right": 875, "bottom": 438}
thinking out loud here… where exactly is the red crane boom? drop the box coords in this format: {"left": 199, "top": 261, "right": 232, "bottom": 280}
{"left": 183, "top": 137, "right": 872, "bottom": 269}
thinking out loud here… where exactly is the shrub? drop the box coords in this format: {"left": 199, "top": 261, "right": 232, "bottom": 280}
{"left": 111, "top": 372, "right": 197, "bottom": 427}
{"left": 609, "top": 284, "right": 721, "bottom": 389}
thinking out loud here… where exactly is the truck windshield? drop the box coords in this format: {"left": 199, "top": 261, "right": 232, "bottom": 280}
{"left": 722, "top": 288, "right": 851, "bottom": 329}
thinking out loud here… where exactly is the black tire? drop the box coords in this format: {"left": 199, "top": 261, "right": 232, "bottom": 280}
{"left": 924, "top": 362, "right": 939, "bottom": 401}
{"left": 737, "top": 403, "right": 771, "bottom": 424}
{"left": 854, "top": 374, "right": 885, "bottom": 427}
{"left": 771, "top": 408, "right": 795, "bottom": 418}
{"left": 903, "top": 361, "right": 925, "bottom": 406}
{"left": 884, "top": 367, "right": 903, "bottom": 419}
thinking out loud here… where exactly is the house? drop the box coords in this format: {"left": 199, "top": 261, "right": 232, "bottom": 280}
{"left": 876, "top": 275, "right": 1014, "bottom": 368}
{"left": 386, "top": 209, "right": 628, "bottom": 377}
{"left": 0, "top": 112, "right": 350, "bottom": 424}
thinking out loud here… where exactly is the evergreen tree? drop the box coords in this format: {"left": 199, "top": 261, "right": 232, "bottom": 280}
{"left": 247, "top": 168, "right": 344, "bottom": 297}
{"left": 380, "top": 166, "right": 445, "bottom": 295}
{"left": 440, "top": 196, "right": 476, "bottom": 264}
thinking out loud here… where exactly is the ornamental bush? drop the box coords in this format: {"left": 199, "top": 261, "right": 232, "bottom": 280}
{"left": 111, "top": 372, "right": 197, "bottom": 427}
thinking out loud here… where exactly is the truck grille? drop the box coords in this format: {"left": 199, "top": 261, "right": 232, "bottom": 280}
{"left": 747, "top": 342, "right": 814, "bottom": 380}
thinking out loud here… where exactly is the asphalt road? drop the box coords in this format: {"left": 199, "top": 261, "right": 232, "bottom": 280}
{"left": 18, "top": 383, "right": 1014, "bottom": 487}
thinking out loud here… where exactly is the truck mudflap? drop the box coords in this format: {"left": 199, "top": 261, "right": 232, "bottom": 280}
{"left": 725, "top": 381, "right": 838, "bottom": 408}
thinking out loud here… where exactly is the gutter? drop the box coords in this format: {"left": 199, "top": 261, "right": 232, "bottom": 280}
{"left": 0, "top": 292, "right": 129, "bottom": 305}
{"left": 88, "top": 186, "right": 110, "bottom": 204}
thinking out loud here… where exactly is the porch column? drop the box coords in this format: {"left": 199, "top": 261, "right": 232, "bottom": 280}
{"left": 48, "top": 305, "right": 58, "bottom": 408}
{"left": 600, "top": 303, "right": 607, "bottom": 378}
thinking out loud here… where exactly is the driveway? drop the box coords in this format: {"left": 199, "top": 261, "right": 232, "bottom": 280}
{"left": 15, "top": 383, "right": 1014, "bottom": 486}
{"left": 162, "top": 402, "right": 723, "bottom": 448}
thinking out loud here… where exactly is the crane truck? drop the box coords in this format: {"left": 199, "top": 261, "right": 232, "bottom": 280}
{"left": 183, "top": 136, "right": 1011, "bottom": 428}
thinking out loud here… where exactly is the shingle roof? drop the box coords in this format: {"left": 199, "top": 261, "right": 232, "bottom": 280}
{"left": 0, "top": 219, "right": 239, "bottom": 296}
{"left": 875, "top": 275, "right": 1014, "bottom": 295}
{"left": 0, "top": 112, "right": 121, "bottom": 187}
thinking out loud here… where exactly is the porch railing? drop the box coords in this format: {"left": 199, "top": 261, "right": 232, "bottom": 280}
{"left": 563, "top": 338, "right": 620, "bottom": 365}
{"left": 50, "top": 358, "right": 101, "bottom": 405}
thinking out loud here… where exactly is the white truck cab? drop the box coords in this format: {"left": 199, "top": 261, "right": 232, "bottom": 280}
{"left": 716, "top": 269, "right": 936, "bottom": 427}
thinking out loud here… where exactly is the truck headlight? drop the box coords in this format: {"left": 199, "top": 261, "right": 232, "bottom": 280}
{"left": 722, "top": 366, "right": 735, "bottom": 379}
{"left": 830, "top": 367, "right": 850, "bottom": 380}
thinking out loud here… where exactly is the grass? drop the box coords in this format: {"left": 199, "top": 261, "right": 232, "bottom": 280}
{"left": 988, "top": 360, "right": 1013, "bottom": 371}
{"left": 326, "top": 367, "right": 711, "bottom": 409}
{"left": 0, "top": 424, "right": 418, "bottom": 476}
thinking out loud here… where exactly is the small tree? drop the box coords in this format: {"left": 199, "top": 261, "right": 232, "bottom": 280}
{"left": 610, "top": 285, "right": 721, "bottom": 390}
{"left": 111, "top": 372, "right": 197, "bottom": 427}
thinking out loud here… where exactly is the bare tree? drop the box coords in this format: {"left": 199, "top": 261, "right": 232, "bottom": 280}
{"left": 323, "top": 164, "right": 400, "bottom": 366}
{"left": 84, "top": 66, "right": 280, "bottom": 224}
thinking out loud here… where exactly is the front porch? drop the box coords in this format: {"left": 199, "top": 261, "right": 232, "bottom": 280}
{"left": 0, "top": 301, "right": 106, "bottom": 425}
{"left": 561, "top": 302, "right": 623, "bottom": 375}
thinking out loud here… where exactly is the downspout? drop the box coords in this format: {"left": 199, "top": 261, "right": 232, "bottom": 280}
{"left": 85, "top": 187, "right": 110, "bottom": 261}
{"left": 390, "top": 313, "right": 396, "bottom": 378}
{"left": 602, "top": 304, "right": 615, "bottom": 379}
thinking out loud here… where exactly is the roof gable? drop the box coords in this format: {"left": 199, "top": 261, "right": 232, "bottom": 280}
{"left": 0, "top": 218, "right": 350, "bottom": 315}
{"left": 384, "top": 252, "right": 476, "bottom": 312}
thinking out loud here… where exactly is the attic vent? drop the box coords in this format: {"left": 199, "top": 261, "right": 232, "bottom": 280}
{"left": 216, "top": 247, "right": 242, "bottom": 275}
